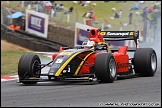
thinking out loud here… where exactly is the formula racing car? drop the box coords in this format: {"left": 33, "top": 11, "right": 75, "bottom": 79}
{"left": 17, "top": 28, "right": 157, "bottom": 84}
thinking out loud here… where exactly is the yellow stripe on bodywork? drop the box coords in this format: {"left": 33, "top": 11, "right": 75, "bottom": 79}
{"left": 98, "top": 42, "right": 106, "bottom": 44}
{"left": 55, "top": 52, "right": 81, "bottom": 76}
{"left": 74, "top": 52, "right": 94, "bottom": 75}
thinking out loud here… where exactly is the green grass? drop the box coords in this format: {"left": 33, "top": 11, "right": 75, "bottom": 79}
{"left": 1, "top": 50, "right": 29, "bottom": 75}
{"left": 1, "top": 50, "right": 49, "bottom": 76}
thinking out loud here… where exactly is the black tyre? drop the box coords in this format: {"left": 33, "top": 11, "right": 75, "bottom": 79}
{"left": 133, "top": 48, "right": 157, "bottom": 76}
{"left": 94, "top": 53, "right": 117, "bottom": 83}
{"left": 18, "top": 54, "right": 41, "bottom": 84}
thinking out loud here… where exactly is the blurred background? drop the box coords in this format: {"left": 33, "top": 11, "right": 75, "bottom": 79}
{"left": 1, "top": 1, "right": 161, "bottom": 42}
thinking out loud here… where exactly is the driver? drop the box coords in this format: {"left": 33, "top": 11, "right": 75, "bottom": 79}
{"left": 82, "top": 40, "right": 95, "bottom": 49}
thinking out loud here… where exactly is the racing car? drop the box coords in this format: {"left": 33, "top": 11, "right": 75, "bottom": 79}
{"left": 17, "top": 28, "right": 157, "bottom": 84}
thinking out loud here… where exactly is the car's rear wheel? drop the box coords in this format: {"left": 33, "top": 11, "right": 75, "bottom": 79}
{"left": 94, "top": 53, "right": 117, "bottom": 83}
{"left": 18, "top": 54, "right": 41, "bottom": 84}
{"left": 133, "top": 48, "right": 157, "bottom": 76}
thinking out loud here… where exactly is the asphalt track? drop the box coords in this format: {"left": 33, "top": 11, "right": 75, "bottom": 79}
{"left": 1, "top": 55, "right": 161, "bottom": 107}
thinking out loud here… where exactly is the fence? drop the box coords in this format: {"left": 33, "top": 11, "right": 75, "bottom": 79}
{"left": 1, "top": 6, "right": 12, "bottom": 26}
{"left": 1, "top": 1, "right": 137, "bottom": 31}
{"left": 1, "top": 1, "right": 109, "bottom": 30}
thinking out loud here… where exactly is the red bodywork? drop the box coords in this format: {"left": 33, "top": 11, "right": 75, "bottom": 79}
{"left": 52, "top": 28, "right": 130, "bottom": 75}
{"left": 89, "top": 28, "right": 104, "bottom": 42}
{"left": 112, "top": 46, "right": 129, "bottom": 73}
{"left": 89, "top": 28, "right": 129, "bottom": 73}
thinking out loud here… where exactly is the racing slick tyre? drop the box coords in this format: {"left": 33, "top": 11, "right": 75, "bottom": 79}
{"left": 94, "top": 53, "right": 117, "bottom": 83}
{"left": 18, "top": 54, "right": 41, "bottom": 84}
{"left": 133, "top": 48, "right": 157, "bottom": 77}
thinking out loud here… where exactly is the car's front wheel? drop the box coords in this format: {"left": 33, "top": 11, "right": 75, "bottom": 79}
{"left": 18, "top": 54, "right": 41, "bottom": 84}
{"left": 94, "top": 53, "right": 117, "bottom": 83}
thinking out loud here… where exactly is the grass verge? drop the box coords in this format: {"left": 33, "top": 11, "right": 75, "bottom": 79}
{"left": 1, "top": 49, "right": 51, "bottom": 76}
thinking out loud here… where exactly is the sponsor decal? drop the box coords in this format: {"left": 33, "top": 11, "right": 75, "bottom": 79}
{"left": 26, "top": 10, "right": 49, "bottom": 38}
{"left": 49, "top": 73, "right": 54, "bottom": 75}
{"left": 129, "top": 32, "right": 134, "bottom": 35}
{"left": 100, "top": 31, "right": 139, "bottom": 37}
{"left": 28, "top": 14, "right": 45, "bottom": 33}
{"left": 117, "top": 62, "right": 129, "bottom": 68}
{"left": 55, "top": 58, "right": 63, "bottom": 63}
{"left": 106, "top": 32, "right": 129, "bottom": 36}
{"left": 100, "top": 31, "right": 106, "bottom": 35}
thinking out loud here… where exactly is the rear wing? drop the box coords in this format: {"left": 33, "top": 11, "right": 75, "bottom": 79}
{"left": 87, "top": 29, "right": 139, "bottom": 51}
{"left": 101, "top": 30, "right": 138, "bottom": 40}
{"left": 100, "top": 31, "right": 139, "bottom": 51}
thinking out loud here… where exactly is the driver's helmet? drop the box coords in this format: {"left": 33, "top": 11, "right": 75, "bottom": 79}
{"left": 82, "top": 40, "right": 95, "bottom": 47}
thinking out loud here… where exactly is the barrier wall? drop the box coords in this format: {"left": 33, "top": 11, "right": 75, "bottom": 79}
{"left": 1, "top": 24, "right": 69, "bottom": 52}
{"left": 47, "top": 24, "right": 75, "bottom": 47}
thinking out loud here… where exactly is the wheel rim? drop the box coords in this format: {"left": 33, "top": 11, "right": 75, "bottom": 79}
{"left": 109, "top": 59, "right": 116, "bottom": 77}
{"left": 32, "top": 60, "right": 40, "bottom": 76}
{"left": 151, "top": 53, "right": 157, "bottom": 72}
